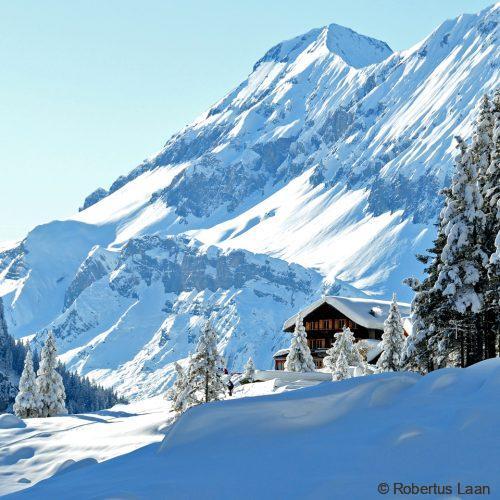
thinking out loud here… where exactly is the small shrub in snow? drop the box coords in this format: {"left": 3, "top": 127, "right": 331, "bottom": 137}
{"left": 242, "top": 357, "right": 256, "bottom": 383}
{"left": 333, "top": 351, "right": 350, "bottom": 381}
{"left": 284, "top": 314, "right": 316, "bottom": 372}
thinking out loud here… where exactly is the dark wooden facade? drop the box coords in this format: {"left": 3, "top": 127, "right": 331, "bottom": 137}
{"left": 274, "top": 302, "right": 382, "bottom": 370}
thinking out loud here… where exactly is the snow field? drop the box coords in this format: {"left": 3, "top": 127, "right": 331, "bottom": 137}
{"left": 2, "top": 359, "right": 499, "bottom": 499}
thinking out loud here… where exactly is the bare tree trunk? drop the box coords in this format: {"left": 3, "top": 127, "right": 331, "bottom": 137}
{"left": 205, "top": 371, "right": 209, "bottom": 403}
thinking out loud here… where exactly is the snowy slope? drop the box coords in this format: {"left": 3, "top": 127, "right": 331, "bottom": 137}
{"left": 36, "top": 235, "right": 327, "bottom": 398}
{"left": 3, "top": 359, "right": 500, "bottom": 499}
{"left": 0, "top": 4, "right": 499, "bottom": 397}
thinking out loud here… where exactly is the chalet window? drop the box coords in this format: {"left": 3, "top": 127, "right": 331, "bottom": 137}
{"left": 334, "top": 319, "right": 347, "bottom": 330}
{"left": 332, "top": 319, "right": 357, "bottom": 330}
{"left": 314, "top": 358, "right": 323, "bottom": 369}
{"left": 309, "top": 338, "right": 325, "bottom": 349}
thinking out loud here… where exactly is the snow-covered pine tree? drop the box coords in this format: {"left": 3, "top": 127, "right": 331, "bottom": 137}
{"left": 284, "top": 314, "right": 316, "bottom": 372}
{"left": 167, "top": 362, "right": 193, "bottom": 414}
{"left": 403, "top": 212, "right": 447, "bottom": 373}
{"left": 36, "top": 332, "right": 67, "bottom": 417}
{"left": 434, "top": 137, "right": 488, "bottom": 366}
{"left": 472, "top": 94, "right": 495, "bottom": 191}
{"left": 185, "top": 321, "right": 226, "bottom": 405}
{"left": 13, "top": 348, "right": 40, "bottom": 418}
{"left": 472, "top": 92, "right": 497, "bottom": 359}
{"left": 333, "top": 350, "right": 350, "bottom": 381}
{"left": 489, "top": 213, "right": 500, "bottom": 355}
{"left": 323, "top": 327, "right": 363, "bottom": 372}
{"left": 242, "top": 356, "right": 256, "bottom": 382}
{"left": 0, "top": 303, "right": 123, "bottom": 414}
{"left": 484, "top": 89, "right": 500, "bottom": 357}
{"left": 56, "top": 361, "right": 125, "bottom": 413}
{"left": 377, "top": 294, "right": 405, "bottom": 372}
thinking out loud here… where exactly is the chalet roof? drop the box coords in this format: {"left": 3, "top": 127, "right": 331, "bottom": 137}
{"left": 283, "top": 296, "right": 411, "bottom": 332}
{"left": 273, "top": 348, "right": 290, "bottom": 358}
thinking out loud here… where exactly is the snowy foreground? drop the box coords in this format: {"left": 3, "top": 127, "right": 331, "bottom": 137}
{"left": 2, "top": 361, "right": 500, "bottom": 499}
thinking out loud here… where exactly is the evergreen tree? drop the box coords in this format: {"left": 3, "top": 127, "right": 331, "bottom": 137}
{"left": 185, "top": 321, "right": 226, "bottom": 405}
{"left": 484, "top": 89, "right": 500, "bottom": 357}
{"left": 242, "top": 356, "right": 256, "bottom": 382}
{"left": 472, "top": 92, "right": 497, "bottom": 359}
{"left": 0, "top": 302, "right": 125, "bottom": 414}
{"left": 472, "top": 94, "right": 494, "bottom": 190}
{"left": 489, "top": 214, "right": 500, "bottom": 355}
{"left": 434, "top": 137, "right": 488, "bottom": 366}
{"left": 36, "top": 332, "right": 67, "bottom": 417}
{"left": 377, "top": 294, "right": 405, "bottom": 372}
{"left": 403, "top": 213, "right": 447, "bottom": 373}
{"left": 56, "top": 362, "right": 125, "bottom": 413}
{"left": 323, "top": 327, "right": 363, "bottom": 371}
{"left": 284, "top": 314, "right": 316, "bottom": 372}
{"left": 167, "top": 362, "right": 193, "bottom": 414}
{"left": 13, "top": 348, "right": 40, "bottom": 418}
{"left": 0, "top": 297, "right": 17, "bottom": 411}
{"left": 333, "top": 350, "right": 350, "bottom": 381}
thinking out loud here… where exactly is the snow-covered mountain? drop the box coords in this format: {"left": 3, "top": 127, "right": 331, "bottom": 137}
{"left": 0, "top": 4, "right": 498, "bottom": 397}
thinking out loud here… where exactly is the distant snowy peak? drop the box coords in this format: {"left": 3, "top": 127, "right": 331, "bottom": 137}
{"left": 254, "top": 23, "right": 392, "bottom": 71}
{"left": 80, "top": 4, "right": 498, "bottom": 220}
{"left": 323, "top": 23, "right": 393, "bottom": 68}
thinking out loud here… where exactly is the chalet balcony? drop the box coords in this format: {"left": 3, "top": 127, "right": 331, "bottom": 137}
{"left": 305, "top": 319, "right": 357, "bottom": 332}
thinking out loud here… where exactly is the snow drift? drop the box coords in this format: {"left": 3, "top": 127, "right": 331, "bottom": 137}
{"left": 3, "top": 359, "right": 500, "bottom": 499}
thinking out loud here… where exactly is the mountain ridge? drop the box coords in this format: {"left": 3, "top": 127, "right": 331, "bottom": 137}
{"left": 0, "top": 4, "right": 498, "bottom": 397}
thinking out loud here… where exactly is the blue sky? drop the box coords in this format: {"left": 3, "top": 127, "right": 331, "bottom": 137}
{"left": 0, "top": 0, "right": 494, "bottom": 241}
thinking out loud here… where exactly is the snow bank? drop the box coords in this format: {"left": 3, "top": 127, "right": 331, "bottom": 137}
{"left": 0, "top": 414, "right": 26, "bottom": 429}
{"left": 6, "top": 359, "right": 500, "bottom": 499}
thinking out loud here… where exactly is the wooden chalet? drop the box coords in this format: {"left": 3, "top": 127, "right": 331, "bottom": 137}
{"left": 274, "top": 296, "right": 411, "bottom": 370}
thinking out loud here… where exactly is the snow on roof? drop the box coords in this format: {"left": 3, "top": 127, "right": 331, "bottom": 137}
{"left": 273, "top": 348, "right": 290, "bottom": 358}
{"left": 365, "top": 341, "right": 383, "bottom": 363}
{"left": 283, "top": 296, "right": 411, "bottom": 332}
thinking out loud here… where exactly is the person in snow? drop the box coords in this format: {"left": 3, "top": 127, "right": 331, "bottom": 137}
{"left": 227, "top": 379, "right": 234, "bottom": 396}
